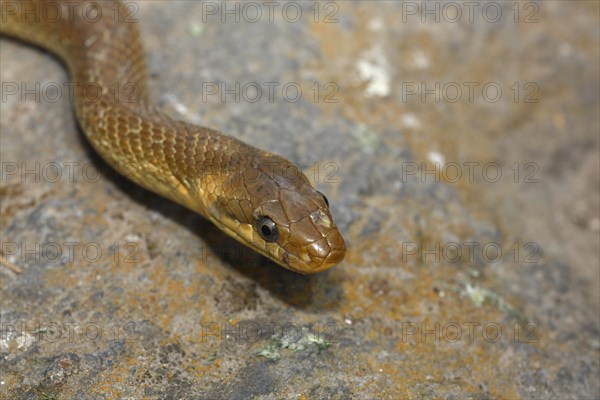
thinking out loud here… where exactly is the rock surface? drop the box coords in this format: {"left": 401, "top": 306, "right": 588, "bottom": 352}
{"left": 1, "top": 1, "right": 599, "bottom": 398}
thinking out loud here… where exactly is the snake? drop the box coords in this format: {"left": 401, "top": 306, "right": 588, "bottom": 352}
{"left": 0, "top": 0, "right": 346, "bottom": 273}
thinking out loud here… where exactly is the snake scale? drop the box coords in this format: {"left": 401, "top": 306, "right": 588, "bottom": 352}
{"left": 0, "top": 0, "right": 346, "bottom": 273}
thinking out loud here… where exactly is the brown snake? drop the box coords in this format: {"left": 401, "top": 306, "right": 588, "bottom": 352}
{"left": 0, "top": 0, "right": 346, "bottom": 273}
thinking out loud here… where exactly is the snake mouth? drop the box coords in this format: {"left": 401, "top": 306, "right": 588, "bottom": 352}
{"left": 206, "top": 214, "right": 292, "bottom": 271}
{"left": 281, "top": 249, "right": 345, "bottom": 274}
{"left": 208, "top": 214, "right": 343, "bottom": 274}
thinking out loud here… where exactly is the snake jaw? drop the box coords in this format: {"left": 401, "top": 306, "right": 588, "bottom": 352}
{"left": 205, "top": 211, "right": 289, "bottom": 271}
{"left": 203, "top": 200, "right": 344, "bottom": 274}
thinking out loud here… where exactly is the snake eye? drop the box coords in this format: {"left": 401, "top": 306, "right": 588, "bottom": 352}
{"left": 317, "top": 191, "right": 330, "bottom": 207}
{"left": 257, "top": 216, "right": 278, "bottom": 242}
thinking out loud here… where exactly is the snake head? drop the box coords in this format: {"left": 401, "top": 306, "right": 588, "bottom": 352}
{"left": 200, "top": 152, "right": 346, "bottom": 274}
{"left": 253, "top": 177, "right": 347, "bottom": 274}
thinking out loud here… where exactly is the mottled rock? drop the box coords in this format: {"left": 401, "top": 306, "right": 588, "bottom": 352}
{"left": 1, "top": 1, "right": 598, "bottom": 399}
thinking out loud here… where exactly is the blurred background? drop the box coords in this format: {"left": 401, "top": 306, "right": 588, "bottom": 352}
{"left": 1, "top": 1, "right": 599, "bottom": 398}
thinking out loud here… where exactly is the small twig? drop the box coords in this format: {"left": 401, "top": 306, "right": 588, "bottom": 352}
{"left": 1, "top": 258, "right": 23, "bottom": 274}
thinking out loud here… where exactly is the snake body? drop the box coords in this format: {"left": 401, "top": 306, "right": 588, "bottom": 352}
{"left": 1, "top": 0, "right": 345, "bottom": 273}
